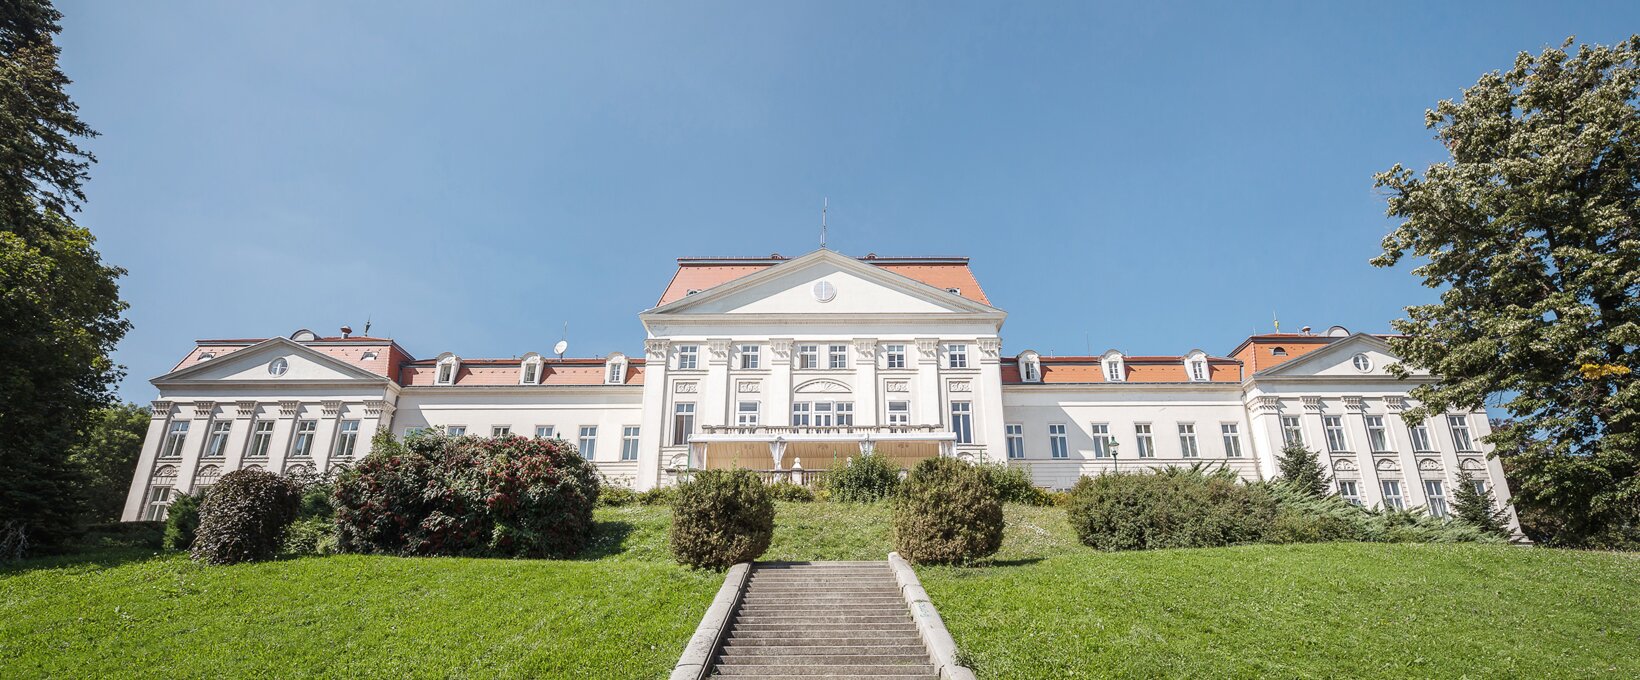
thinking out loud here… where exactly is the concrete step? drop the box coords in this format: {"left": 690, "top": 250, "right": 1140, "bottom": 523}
{"left": 740, "top": 598, "right": 908, "bottom": 607}
{"left": 755, "top": 561, "right": 891, "bottom": 567}
{"left": 720, "top": 645, "right": 928, "bottom": 657}
{"left": 738, "top": 605, "right": 908, "bottom": 615}
{"left": 713, "top": 676, "right": 936, "bottom": 680}
{"left": 725, "top": 637, "right": 924, "bottom": 647}
{"left": 730, "top": 622, "right": 919, "bottom": 634}
{"left": 715, "top": 653, "right": 931, "bottom": 664}
{"left": 747, "top": 582, "right": 901, "bottom": 589}
{"left": 735, "top": 614, "right": 912, "bottom": 625}
{"left": 711, "top": 663, "right": 936, "bottom": 676}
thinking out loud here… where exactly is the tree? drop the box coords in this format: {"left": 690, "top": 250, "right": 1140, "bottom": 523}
{"left": 66, "top": 403, "right": 150, "bottom": 523}
{"left": 1276, "top": 442, "right": 1331, "bottom": 497}
{"left": 1373, "top": 37, "right": 1640, "bottom": 549}
{"left": 0, "top": 0, "right": 128, "bottom": 557}
{"left": 1451, "top": 470, "right": 1512, "bottom": 538}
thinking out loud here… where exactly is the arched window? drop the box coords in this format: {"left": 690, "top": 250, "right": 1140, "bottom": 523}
{"left": 285, "top": 463, "right": 312, "bottom": 477}
{"left": 194, "top": 464, "right": 221, "bottom": 488}
{"left": 605, "top": 352, "right": 628, "bottom": 385}
{"left": 1017, "top": 351, "right": 1042, "bottom": 383}
{"left": 1184, "top": 350, "right": 1210, "bottom": 382}
{"left": 1271, "top": 346, "right": 1287, "bottom": 356}
{"left": 434, "top": 353, "right": 460, "bottom": 385}
{"left": 145, "top": 465, "right": 179, "bottom": 520}
{"left": 1101, "top": 350, "right": 1125, "bottom": 382}
{"left": 520, "top": 353, "right": 542, "bottom": 385}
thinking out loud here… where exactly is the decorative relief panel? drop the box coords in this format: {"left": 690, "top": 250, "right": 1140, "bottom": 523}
{"left": 737, "top": 381, "right": 760, "bottom": 394}
{"left": 1460, "top": 458, "right": 1485, "bottom": 471}
{"left": 1332, "top": 458, "right": 1359, "bottom": 471}
{"left": 1417, "top": 458, "right": 1442, "bottom": 471}
{"left": 795, "top": 379, "right": 850, "bottom": 394}
{"left": 885, "top": 380, "right": 909, "bottom": 393}
{"left": 1375, "top": 458, "right": 1401, "bottom": 471}
{"left": 948, "top": 380, "right": 972, "bottom": 393}
{"left": 674, "top": 382, "right": 699, "bottom": 394}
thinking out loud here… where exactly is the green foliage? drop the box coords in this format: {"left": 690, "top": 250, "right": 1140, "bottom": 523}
{"left": 76, "top": 520, "right": 163, "bottom": 551}
{"left": 822, "top": 453, "right": 901, "bottom": 502}
{"left": 191, "top": 469, "right": 302, "bottom": 565}
{"left": 894, "top": 457, "right": 1003, "bottom": 564}
{"left": 1066, "top": 466, "right": 1280, "bottom": 551}
{"left": 599, "top": 485, "right": 639, "bottom": 506}
{"left": 670, "top": 469, "right": 774, "bottom": 569}
{"left": 162, "top": 491, "right": 203, "bottom": 551}
{"left": 1450, "top": 470, "right": 1513, "bottom": 538}
{"left": 1275, "top": 442, "right": 1330, "bottom": 497}
{"left": 282, "top": 517, "right": 339, "bottom": 555}
{"left": 636, "top": 485, "right": 677, "bottom": 506}
{"left": 0, "top": 2, "right": 129, "bottom": 557}
{"left": 766, "top": 480, "right": 816, "bottom": 502}
{"left": 65, "top": 403, "right": 149, "bottom": 523}
{"left": 1262, "top": 483, "right": 1503, "bottom": 545}
{"left": 974, "top": 461, "right": 1053, "bottom": 505}
{"left": 333, "top": 431, "right": 601, "bottom": 558}
{"left": 1373, "top": 37, "right": 1640, "bottom": 549}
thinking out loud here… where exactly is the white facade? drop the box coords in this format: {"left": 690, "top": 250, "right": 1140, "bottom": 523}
{"left": 123, "top": 249, "right": 1514, "bottom": 528}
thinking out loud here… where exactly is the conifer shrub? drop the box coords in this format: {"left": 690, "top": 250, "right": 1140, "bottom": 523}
{"left": 191, "top": 469, "right": 302, "bottom": 565}
{"left": 1451, "top": 469, "right": 1513, "bottom": 538}
{"left": 670, "top": 469, "right": 774, "bottom": 569}
{"left": 599, "top": 485, "right": 639, "bottom": 506}
{"left": 823, "top": 453, "right": 901, "bottom": 502}
{"left": 637, "top": 486, "right": 677, "bottom": 506}
{"left": 1276, "top": 442, "right": 1331, "bottom": 497}
{"left": 894, "top": 457, "right": 1004, "bottom": 564}
{"left": 1065, "top": 466, "right": 1279, "bottom": 551}
{"left": 766, "top": 480, "right": 816, "bottom": 502}
{"left": 162, "top": 490, "right": 204, "bottom": 551}
{"left": 975, "top": 461, "right": 1054, "bottom": 505}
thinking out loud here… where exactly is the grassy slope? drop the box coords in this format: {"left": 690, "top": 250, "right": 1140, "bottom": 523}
{"left": 3, "top": 503, "right": 1635, "bottom": 678}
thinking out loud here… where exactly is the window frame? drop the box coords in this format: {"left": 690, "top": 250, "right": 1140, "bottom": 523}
{"left": 736, "top": 401, "right": 760, "bottom": 427}
{"left": 1423, "top": 480, "right": 1448, "bottom": 518}
{"left": 1178, "top": 422, "right": 1200, "bottom": 458}
{"left": 791, "top": 402, "right": 812, "bottom": 426}
{"left": 676, "top": 345, "right": 699, "bottom": 370}
{"left": 1337, "top": 480, "right": 1362, "bottom": 506}
{"left": 739, "top": 344, "right": 761, "bottom": 370}
{"left": 1447, "top": 414, "right": 1476, "bottom": 451}
{"left": 950, "top": 401, "right": 974, "bottom": 444}
{"left": 1380, "top": 480, "right": 1405, "bottom": 510}
{"left": 247, "top": 420, "right": 274, "bottom": 458}
{"left": 491, "top": 425, "right": 511, "bottom": 437}
{"left": 1048, "top": 424, "right": 1069, "bottom": 459}
{"left": 827, "top": 344, "right": 848, "bottom": 370}
{"left": 1280, "top": 415, "right": 1304, "bottom": 446}
{"left": 621, "top": 426, "right": 641, "bottom": 461}
{"left": 334, "top": 420, "right": 361, "bottom": 458}
{"left": 1409, "top": 423, "right": 1433, "bottom": 451}
{"left": 534, "top": 425, "right": 555, "bottom": 439}
{"left": 1090, "top": 423, "right": 1110, "bottom": 458}
{"left": 1005, "top": 424, "right": 1025, "bottom": 459}
{"left": 672, "top": 402, "right": 696, "bottom": 446}
{"left": 161, "top": 420, "right": 189, "bottom": 459}
{"left": 204, "top": 420, "right": 232, "bottom": 458}
{"left": 946, "top": 344, "right": 969, "bottom": 369}
{"left": 1322, "top": 415, "right": 1349, "bottom": 452}
{"left": 886, "top": 400, "right": 910, "bottom": 426}
{"left": 1364, "top": 415, "right": 1391, "bottom": 452}
{"left": 798, "top": 344, "right": 820, "bottom": 370}
{"left": 1220, "top": 422, "right": 1242, "bottom": 458}
{"left": 884, "top": 344, "right": 907, "bottom": 369}
{"left": 1135, "top": 423, "right": 1155, "bottom": 458}
{"left": 578, "top": 425, "right": 598, "bottom": 458}
{"left": 290, "top": 419, "right": 318, "bottom": 458}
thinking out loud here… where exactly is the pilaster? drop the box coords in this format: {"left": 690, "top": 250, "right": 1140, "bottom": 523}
{"left": 636, "top": 339, "right": 670, "bottom": 489}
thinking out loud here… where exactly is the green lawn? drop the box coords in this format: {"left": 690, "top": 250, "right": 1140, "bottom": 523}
{"left": 3, "top": 502, "right": 1635, "bottom": 679}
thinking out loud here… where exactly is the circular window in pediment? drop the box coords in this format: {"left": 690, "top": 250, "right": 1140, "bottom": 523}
{"left": 812, "top": 280, "right": 837, "bottom": 303}
{"left": 1351, "top": 353, "right": 1372, "bottom": 372}
{"left": 268, "top": 358, "right": 289, "bottom": 376}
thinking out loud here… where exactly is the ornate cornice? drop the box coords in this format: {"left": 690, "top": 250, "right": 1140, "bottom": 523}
{"left": 150, "top": 400, "right": 173, "bottom": 419}
{"left": 1254, "top": 395, "right": 1281, "bottom": 413}
{"left": 1385, "top": 395, "right": 1407, "bottom": 412}
{"left": 235, "top": 400, "right": 259, "bottom": 419}
{"left": 363, "top": 399, "right": 390, "bottom": 417}
{"left": 191, "top": 401, "right": 216, "bottom": 420}
{"left": 770, "top": 338, "right": 794, "bottom": 359}
{"left": 278, "top": 400, "right": 300, "bottom": 418}
{"left": 322, "top": 400, "right": 343, "bottom": 418}
{"left": 915, "top": 338, "right": 940, "bottom": 358}
{"left": 1343, "top": 395, "right": 1365, "bottom": 412}
{"left": 1301, "top": 396, "right": 1323, "bottom": 412}
{"left": 706, "top": 339, "right": 732, "bottom": 362}
{"left": 977, "top": 337, "right": 1002, "bottom": 358}
{"left": 854, "top": 338, "right": 879, "bottom": 359}
{"left": 644, "top": 339, "right": 670, "bottom": 360}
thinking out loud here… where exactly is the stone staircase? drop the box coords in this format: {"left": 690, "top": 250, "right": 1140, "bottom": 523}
{"left": 708, "top": 561, "right": 937, "bottom": 679}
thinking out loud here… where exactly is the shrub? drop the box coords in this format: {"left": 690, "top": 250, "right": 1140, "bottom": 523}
{"left": 333, "top": 431, "right": 600, "bottom": 558}
{"left": 600, "top": 485, "right": 639, "bottom": 507}
{"left": 1451, "top": 469, "right": 1513, "bottom": 538}
{"left": 671, "top": 469, "right": 774, "bottom": 569}
{"left": 1261, "top": 483, "right": 1503, "bottom": 545}
{"left": 163, "top": 491, "right": 204, "bottom": 551}
{"left": 975, "top": 462, "right": 1053, "bottom": 505}
{"left": 1065, "top": 466, "right": 1279, "bottom": 551}
{"left": 766, "top": 480, "right": 816, "bottom": 502}
{"left": 1276, "top": 442, "right": 1331, "bottom": 497}
{"left": 282, "top": 517, "right": 339, "bottom": 555}
{"left": 824, "top": 453, "right": 901, "bottom": 502}
{"left": 78, "top": 521, "right": 164, "bottom": 550}
{"left": 191, "top": 469, "right": 302, "bottom": 565}
{"left": 637, "top": 485, "right": 677, "bottom": 506}
{"left": 894, "top": 457, "right": 1004, "bottom": 565}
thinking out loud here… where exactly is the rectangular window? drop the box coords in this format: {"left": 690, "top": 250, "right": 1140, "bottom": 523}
{"left": 1280, "top": 415, "right": 1304, "bottom": 446}
{"left": 813, "top": 401, "right": 834, "bottom": 427}
{"left": 534, "top": 425, "right": 555, "bottom": 439}
{"left": 606, "top": 362, "right": 623, "bottom": 384}
{"left": 1104, "top": 360, "right": 1123, "bottom": 382}
{"left": 1337, "top": 480, "right": 1362, "bottom": 506}
{"left": 205, "top": 421, "right": 232, "bottom": 458}
{"left": 886, "top": 401, "right": 910, "bottom": 426}
{"left": 677, "top": 345, "right": 699, "bottom": 370}
{"left": 1409, "top": 423, "right": 1433, "bottom": 451}
{"left": 1189, "top": 360, "right": 1207, "bottom": 381}
{"left": 739, "top": 345, "right": 761, "bottom": 370}
{"left": 1469, "top": 479, "right": 1488, "bottom": 496}
{"left": 621, "top": 426, "right": 640, "bottom": 461}
{"left": 291, "top": 419, "right": 318, "bottom": 458}
{"left": 1005, "top": 424, "right": 1025, "bottom": 459}
{"left": 1135, "top": 423, "right": 1155, "bottom": 458}
{"left": 791, "top": 402, "right": 811, "bottom": 426}
{"left": 144, "top": 486, "right": 173, "bottom": 521}
{"left": 951, "top": 401, "right": 974, "bottom": 444}
{"left": 885, "top": 344, "right": 907, "bottom": 369}
{"left": 578, "top": 426, "right": 597, "bottom": 458}
{"left": 161, "top": 421, "right": 189, "bottom": 458}
{"left": 1447, "top": 415, "right": 1475, "bottom": 451}
{"left": 1221, "top": 423, "right": 1243, "bottom": 458}
{"left": 946, "top": 344, "right": 968, "bottom": 369}
{"left": 798, "top": 344, "right": 820, "bottom": 369}
{"left": 1178, "top": 423, "right": 1199, "bottom": 458}
{"left": 491, "top": 425, "right": 511, "bottom": 437}
{"left": 737, "top": 401, "right": 760, "bottom": 427}
{"left": 334, "top": 420, "right": 360, "bottom": 458}
{"left": 835, "top": 402, "right": 855, "bottom": 427}
{"left": 1090, "top": 423, "right": 1110, "bottom": 458}
{"left": 1049, "top": 424, "right": 1069, "bottom": 459}
{"left": 1365, "top": 415, "right": 1390, "bottom": 452}
{"left": 521, "top": 361, "right": 539, "bottom": 384}
{"left": 446, "top": 425, "right": 467, "bottom": 436}
{"left": 247, "top": 420, "right": 274, "bottom": 458}
{"left": 828, "top": 344, "right": 848, "bottom": 370}
{"left": 1323, "top": 415, "right": 1348, "bottom": 452}
{"left": 672, "top": 403, "right": 695, "bottom": 446}
{"left": 1381, "top": 480, "right": 1405, "bottom": 510}
{"left": 1424, "top": 480, "right": 1448, "bottom": 518}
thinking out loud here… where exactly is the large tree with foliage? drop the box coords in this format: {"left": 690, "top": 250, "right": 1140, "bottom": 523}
{"left": 1275, "top": 442, "right": 1331, "bottom": 498}
{"left": 67, "top": 403, "right": 150, "bottom": 523}
{"left": 1373, "top": 37, "right": 1639, "bottom": 549}
{"left": 0, "top": 0, "right": 128, "bottom": 556}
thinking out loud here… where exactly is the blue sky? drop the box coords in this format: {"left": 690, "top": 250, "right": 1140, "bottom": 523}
{"left": 57, "top": 1, "right": 1640, "bottom": 402}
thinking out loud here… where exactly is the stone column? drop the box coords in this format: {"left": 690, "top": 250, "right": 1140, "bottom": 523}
{"left": 914, "top": 338, "right": 942, "bottom": 427}
{"left": 974, "top": 337, "right": 1007, "bottom": 461}
{"left": 768, "top": 339, "right": 794, "bottom": 428}
{"left": 121, "top": 400, "right": 175, "bottom": 521}
{"left": 636, "top": 339, "right": 671, "bottom": 489}
{"left": 852, "top": 339, "right": 879, "bottom": 426}
{"left": 1247, "top": 396, "right": 1284, "bottom": 479}
{"left": 703, "top": 339, "right": 732, "bottom": 430}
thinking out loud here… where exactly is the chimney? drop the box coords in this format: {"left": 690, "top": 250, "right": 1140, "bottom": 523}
{"left": 341, "top": 325, "right": 353, "bottom": 338}
{"left": 1300, "top": 326, "right": 1312, "bottom": 335}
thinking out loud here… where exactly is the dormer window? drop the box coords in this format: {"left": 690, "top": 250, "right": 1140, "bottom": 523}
{"left": 1271, "top": 347, "right": 1287, "bottom": 356}
{"left": 1018, "top": 351, "right": 1042, "bottom": 383}
{"left": 1184, "top": 351, "right": 1209, "bottom": 382}
{"left": 434, "top": 353, "right": 460, "bottom": 385}
{"left": 198, "top": 352, "right": 216, "bottom": 361}
{"left": 1101, "top": 350, "right": 1125, "bottom": 382}
{"left": 605, "top": 353, "right": 628, "bottom": 385}
{"left": 520, "top": 354, "right": 542, "bottom": 385}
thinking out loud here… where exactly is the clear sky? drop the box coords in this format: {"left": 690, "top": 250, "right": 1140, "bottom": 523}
{"left": 56, "top": 1, "right": 1640, "bottom": 402}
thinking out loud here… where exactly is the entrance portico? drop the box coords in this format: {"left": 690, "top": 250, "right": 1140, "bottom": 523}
{"left": 687, "top": 424, "right": 958, "bottom": 484}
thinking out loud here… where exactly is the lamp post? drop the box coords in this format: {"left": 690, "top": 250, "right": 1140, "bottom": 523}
{"left": 1109, "top": 440, "right": 1120, "bottom": 474}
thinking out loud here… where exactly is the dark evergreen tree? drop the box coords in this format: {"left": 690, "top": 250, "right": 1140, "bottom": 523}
{"left": 67, "top": 403, "right": 150, "bottom": 523}
{"left": 1451, "top": 470, "right": 1512, "bottom": 538}
{"left": 1276, "top": 442, "right": 1331, "bottom": 498}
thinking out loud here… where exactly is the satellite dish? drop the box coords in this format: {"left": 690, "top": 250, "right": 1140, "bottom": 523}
{"left": 554, "top": 340, "right": 568, "bottom": 358}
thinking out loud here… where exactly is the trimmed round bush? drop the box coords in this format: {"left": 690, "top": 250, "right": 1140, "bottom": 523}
{"left": 766, "top": 480, "right": 816, "bottom": 502}
{"left": 671, "top": 469, "right": 774, "bottom": 569}
{"left": 191, "top": 469, "right": 301, "bottom": 565}
{"left": 824, "top": 453, "right": 901, "bottom": 502}
{"left": 334, "top": 431, "right": 600, "bottom": 558}
{"left": 1065, "top": 467, "right": 1278, "bottom": 551}
{"left": 163, "top": 490, "right": 204, "bottom": 551}
{"left": 894, "top": 457, "right": 1004, "bottom": 565}
{"left": 976, "top": 462, "right": 1053, "bottom": 505}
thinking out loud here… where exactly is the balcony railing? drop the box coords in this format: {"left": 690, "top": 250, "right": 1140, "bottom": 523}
{"left": 698, "top": 424, "right": 943, "bottom": 436}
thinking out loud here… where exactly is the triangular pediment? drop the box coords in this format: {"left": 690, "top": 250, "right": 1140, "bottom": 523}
{"left": 1257, "top": 333, "right": 1425, "bottom": 378}
{"left": 154, "top": 337, "right": 389, "bottom": 384}
{"left": 643, "top": 250, "right": 1001, "bottom": 318}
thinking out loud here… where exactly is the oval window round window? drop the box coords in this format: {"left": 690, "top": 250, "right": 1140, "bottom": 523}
{"left": 268, "top": 358, "right": 290, "bottom": 376}
{"left": 812, "top": 280, "right": 837, "bottom": 303}
{"left": 1351, "top": 353, "right": 1372, "bottom": 372}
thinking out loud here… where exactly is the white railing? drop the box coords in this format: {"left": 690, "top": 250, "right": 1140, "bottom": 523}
{"left": 699, "top": 424, "right": 943, "bottom": 436}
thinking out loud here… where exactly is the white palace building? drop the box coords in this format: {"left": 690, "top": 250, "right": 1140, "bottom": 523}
{"left": 123, "top": 249, "right": 1514, "bottom": 524}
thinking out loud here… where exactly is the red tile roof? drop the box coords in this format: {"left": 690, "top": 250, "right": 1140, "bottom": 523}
{"left": 656, "top": 255, "right": 991, "bottom": 306}
{"left": 1001, "top": 355, "right": 1241, "bottom": 384}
